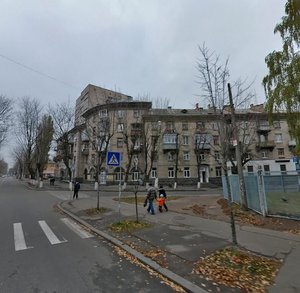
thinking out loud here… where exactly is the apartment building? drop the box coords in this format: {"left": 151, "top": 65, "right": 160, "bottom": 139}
{"left": 61, "top": 86, "right": 298, "bottom": 185}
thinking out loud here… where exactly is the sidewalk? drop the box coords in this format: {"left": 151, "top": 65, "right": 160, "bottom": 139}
{"left": 36, "top": 178, "right": 222, "bottom": 193}
{"left": 57, "top": 191, "right": 300, "bottom": 293}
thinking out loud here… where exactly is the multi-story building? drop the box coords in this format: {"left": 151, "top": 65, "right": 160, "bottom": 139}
{"left": 61, "top": 85, "right": 298, "bottom": 185}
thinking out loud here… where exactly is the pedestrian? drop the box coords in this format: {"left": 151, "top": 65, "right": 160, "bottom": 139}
{"left": 73, "top": 181, "right": 80, "bottom": 199}
{"left": 144, "top": 183, "right": 157, "bottom": 215}
{"left": 157, "top": 194, "right": 166, "bottom": 212}
{"left": 49, "top": 177, "right": 55, "bottom": 185}
{"left": 158, "top": 185, "right": 168, "bottom": 211}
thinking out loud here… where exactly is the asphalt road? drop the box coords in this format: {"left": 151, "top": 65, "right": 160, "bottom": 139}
{"left": 0, "top": 177, "right": 175, "bottom": 293}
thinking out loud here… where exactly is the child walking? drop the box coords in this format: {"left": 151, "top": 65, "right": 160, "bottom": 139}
{"left": 158, "top": 185, "right": 168, "bottom": 211}
{"left": 157, "top": 194, "right": 166, "bottom": 213}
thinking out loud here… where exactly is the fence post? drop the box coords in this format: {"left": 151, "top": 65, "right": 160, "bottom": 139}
{"left": 257, "top": 170, "right": 267, "bottom": 217}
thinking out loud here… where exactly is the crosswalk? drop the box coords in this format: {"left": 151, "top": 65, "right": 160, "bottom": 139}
{"left": 13, "top": 218, "right": 94, "bottom": 252}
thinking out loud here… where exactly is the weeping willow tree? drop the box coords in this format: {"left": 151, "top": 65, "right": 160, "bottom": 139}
{"left": 263, "top": 0, "right": 300, "bottom": 153}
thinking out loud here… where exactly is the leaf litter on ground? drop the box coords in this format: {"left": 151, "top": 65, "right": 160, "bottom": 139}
{"left": 193, "top": 246, "right": 281, "bottom": 293}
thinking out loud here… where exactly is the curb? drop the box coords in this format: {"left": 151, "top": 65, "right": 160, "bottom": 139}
{"left": 57, "top": 201, "right": 208, "bottom": 293}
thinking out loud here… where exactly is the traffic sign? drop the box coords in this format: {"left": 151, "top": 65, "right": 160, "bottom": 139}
{"left": 107, "top": 151, "right": 121, "bottom": 166}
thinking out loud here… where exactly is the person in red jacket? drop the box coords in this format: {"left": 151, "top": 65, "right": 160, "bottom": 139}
{"left": 158, "top": 185, "right": 168, "bottom": 211}
{"left": 157, "top": 194, "right": 166, "bottom": 213}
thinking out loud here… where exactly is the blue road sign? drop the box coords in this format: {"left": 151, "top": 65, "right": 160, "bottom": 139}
{"left": 107, "top": 151, "right": 121, "bottom": 166}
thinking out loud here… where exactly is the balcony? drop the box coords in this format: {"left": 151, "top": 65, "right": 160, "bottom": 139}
{"left": 81, "top": 148, "right": 89, "bottom": 155}
{"left": 162, "top": 143, "right": 178, "bottom": 151}
{"left": 256, "top": 125, "right": 271, "bottom": 133}
{"left": 195, "top": 143, "right": 211, "bottom": 150}
{"left": 256, "top": 140, "right": 275, "bottom": 150}
{"left": 131, "top": 129, "right": 142, "bottom": 137}
{"left": 289, "top": 140, "right": 296, "bottom": 147}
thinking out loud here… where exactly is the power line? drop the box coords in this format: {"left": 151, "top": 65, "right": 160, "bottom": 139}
{"left": 0, "top": 53, "right": 80, "bottom": 90}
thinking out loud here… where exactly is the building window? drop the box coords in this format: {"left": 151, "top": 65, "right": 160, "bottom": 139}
{"left": 168, "top": 152, "right": 175, "bottom": 161}
{"left": 117, "top": 138, "right": 123, "bottom": 148}
{"left": 216, "top": 166, "right": 222, "bottom": 177}
{"left": 215, "top": 151, "right": 220, "bottom": 161}
{"left": 117, "top": 123, "right": 124, "bottom": 132}
{"left": 261, "top": 151, "right": 268, "bottom": 159}
{"left": 213, "top": 135, "right": 219, "bottom": 145}
{"left": 260, "top": 134, "right": 266, "bottom": 143}
{"left": 196, "top": 121, "right": 205, "bottom": 130}
{"left": 166, "top": 121, "right": 174, "bottom": 131}
{"left": 275, "top": 133, "right": 283, "bottom": 143}
{"left": 212, "top": 122, "right": 218, "bottom": 131}
{"left": 244, "top": 134, "right": 250, "bottom": 145}
{"left": 263, "top": 165, "right": 270, "bottom": 175}
{"left": 150, "top": 168, "right": 157, "bottom": 178}
{"left": 273, "top": 121, "right": 281, "bottom": 129}
{"left": 115, "top": 171, "right": 124, "bottom": 181}
{"left": 133, "top": 110, "right": 140, "bottom": 118}
{"left": 199, "top": 152, "right": 205, "bottom": 160}
{"left": 151, "top": 122, "right": 157, "bottom": 130}
{"left": 240, "top": 121, "right": 249, "bottom": 129}
{"left": 90, "top": 154, "right": 95, "bottom": 165}
{"left": 182, "top": 122, "right": 188, "bottom": 131}
{"left": 183, "top": 151, "right": 190, "bottom": 160}
{"left": 247, "top": 165, "right": 254, "bottom": 173}
{"left": 116, "top": 110, "right": 123, "bottom": 118}
{"left": 278, "top": 148, "right": 285, "bottom": 157}
{"left": 132, "top": 171, "right": 140, "bottom": 181}
{"left": 168, "top": 167, "right": 175, "bottom": 178}
{"left": 182, "top": 135, "right": 189, "bottom": 145}
{"left": 280, "top": 164, "right": 287, "bottom": 174}
{"left": 183, "top": 167, "right": 190, "bottom": 178}
{"left": 99, "top": 109, "right": 107, "bottom": 118}
{"left": 163, "top": 134, "right": 177, "bottom": 144}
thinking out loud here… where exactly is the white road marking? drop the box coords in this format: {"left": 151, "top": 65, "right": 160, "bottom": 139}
{"left": 61, "top": 218, "right": 94, "bottom": 239}
{"left": 38, "top": 220, "right": 67, "bottom": 245}
{"left": 13, "top": 223, "right": 31, "bottom": 251}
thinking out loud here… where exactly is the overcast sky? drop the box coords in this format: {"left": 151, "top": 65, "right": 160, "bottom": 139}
{"left": 0, "top": 0, "right": 287, "bottom": 166}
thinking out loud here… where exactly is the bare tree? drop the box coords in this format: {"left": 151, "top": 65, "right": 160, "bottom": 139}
{"left": 0, "top": 158, "right": 8, "bottom": 175}
{"left": 0, "top": 95, "right": 13, "bottom": 149}
{"left": 15, "top": 97, "right": 42, "bottom": 179}
{"left": 142, "top": 121, "right": 161, "bottom": 185}
{"left": 33, "top": 115, "right": 54, "bottom": 186}
{"left": 48, "top": 100, "right": 75, "bottom": 181}
{"left": 12, "top": 145, "right": 25, "bottom": 179}
{"left": 84, "top": 107, "right": 116, "bottom": 209}
{"left": 196, "top": 44, "right": 255, "bottom": 208}
{"left": 194, "top": 129, "right": 212, "bottom": 188}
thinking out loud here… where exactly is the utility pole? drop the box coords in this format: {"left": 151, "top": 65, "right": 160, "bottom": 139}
{"left": 228, "top": 83, "right": 248, "bottom": 210}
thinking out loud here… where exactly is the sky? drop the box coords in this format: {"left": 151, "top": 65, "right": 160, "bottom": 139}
{"left": 0, "top": 0, "right": 287, "bottom": 166}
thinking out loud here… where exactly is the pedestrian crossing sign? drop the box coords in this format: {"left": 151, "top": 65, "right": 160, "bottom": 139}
{"left": 107, "top": 151, "right": 121, "bottom": 166}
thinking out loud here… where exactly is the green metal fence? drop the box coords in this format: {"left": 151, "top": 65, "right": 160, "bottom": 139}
{"left": 222, "top": 174, "right": 300, "bottom": 219}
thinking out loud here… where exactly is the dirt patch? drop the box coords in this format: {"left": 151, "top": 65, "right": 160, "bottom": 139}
{"left": 170, "top": 196, "right": 300, "bottom": 235}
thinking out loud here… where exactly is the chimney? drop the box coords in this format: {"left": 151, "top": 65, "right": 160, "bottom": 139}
{"left": 195, "top": 103, "right": 199, "bottom": 110}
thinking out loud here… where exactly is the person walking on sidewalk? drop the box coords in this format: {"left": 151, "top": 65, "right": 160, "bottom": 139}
{"left": 158, "top": 185, "right": 168, "bottom": 211}
{"left": 73, "top": 181, "right": 80, "bottom": 199}
{"left": 144, "top": 183, "right": 157, "bottom": 215}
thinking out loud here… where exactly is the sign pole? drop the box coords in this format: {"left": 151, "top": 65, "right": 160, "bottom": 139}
{"left": 118, "top": 166, "right": 121, "bottom": 223}
{"left": 107, "top": 151, "right": 122, "bottom": 223}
